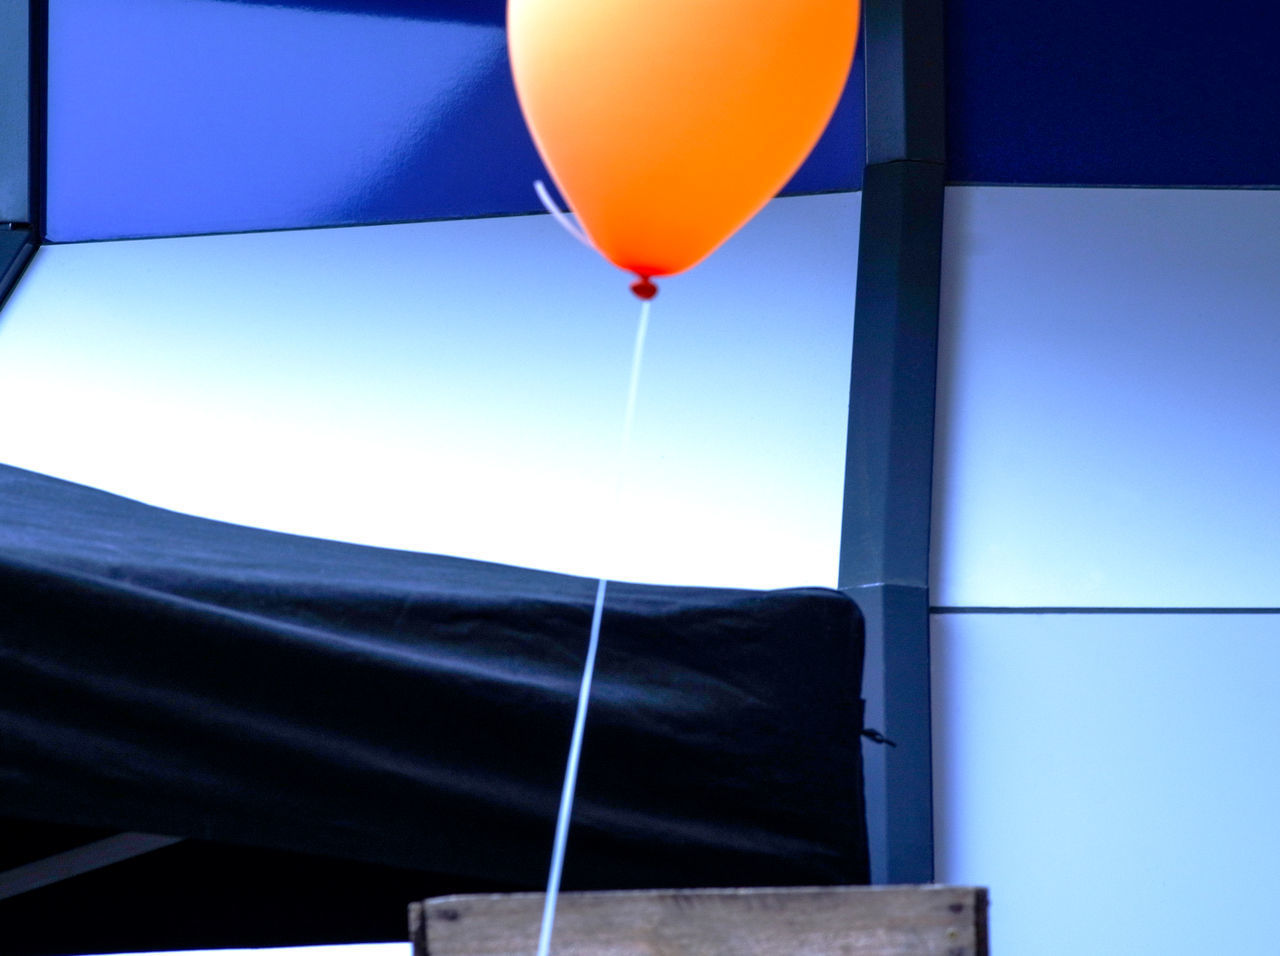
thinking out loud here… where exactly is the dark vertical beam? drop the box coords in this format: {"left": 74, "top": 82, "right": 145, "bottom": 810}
{"left": 841, "top": 0, "right": 945, "bottom": 885}
{"left": 1, "top": 0, "right": 30, "bottom": 225}
{"left": 29, "top": 0, "right": 49, "bottom": 240}
{"left": 0, "top": 0, "right": 39, "bottom": 312}
{"left": 28, "top": 0, "right": 48, "bottom": 243}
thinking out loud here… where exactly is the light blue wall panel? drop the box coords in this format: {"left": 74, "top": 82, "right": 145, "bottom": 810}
{"left": 932, "top": 186, "right": 1280, "bottom": 608}
{"left": 933, "top": 611, "right": 1280, "bottom": 955}
{"left": 0, "top": 193, "right": 858, "bottom": 589}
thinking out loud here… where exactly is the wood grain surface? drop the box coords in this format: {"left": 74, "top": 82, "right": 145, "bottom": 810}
{"left": 411, "top": 884, "right": 988, "bottom": 955}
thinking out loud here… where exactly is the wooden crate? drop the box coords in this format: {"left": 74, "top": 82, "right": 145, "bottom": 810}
{"left": 411, "top": 884, "right": 988, "bottom": 955}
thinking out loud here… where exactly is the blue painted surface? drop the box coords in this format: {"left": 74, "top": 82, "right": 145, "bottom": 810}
{"left": 947, "top": 0, "right": 1280, "bottom": 185}
{"left": 44, "top": 0, "right": 864, "bottom": 241}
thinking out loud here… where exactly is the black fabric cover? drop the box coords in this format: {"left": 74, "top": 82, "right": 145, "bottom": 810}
{"left": 0, "top": 463, "right": 868, "bottom": 889}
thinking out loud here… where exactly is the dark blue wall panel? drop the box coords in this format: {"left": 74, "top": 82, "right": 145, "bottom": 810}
{"left": 44, "top": 0, "right": 863, "bottom": 242}
{"left": 947, "top": 0, "right": 1280, "bottom": 186}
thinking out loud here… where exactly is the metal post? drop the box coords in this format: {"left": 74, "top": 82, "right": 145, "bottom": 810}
{"left": 1, "top": 0, "right": 42, "bottom": 311}
{"left": 841, "top": 0, "right": 945, "bottom": 885}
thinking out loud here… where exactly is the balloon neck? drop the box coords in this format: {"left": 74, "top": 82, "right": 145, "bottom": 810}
{"left": 630, "top": 276, "right": 658, "bottom": 300}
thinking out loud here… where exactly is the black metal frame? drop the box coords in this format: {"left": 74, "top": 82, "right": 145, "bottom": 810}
{"left": 841, "top": 0, "right": 946, "bottom": 884}
{"left": 0, "top": 228, "right": 34, "bottom": 312}
{"left": 28, "top": 0, "right": 47, "bottom": 241}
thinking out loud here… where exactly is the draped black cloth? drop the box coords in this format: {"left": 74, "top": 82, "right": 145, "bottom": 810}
{"left": 0, "top": 463, "right": 868, "bottom": 891}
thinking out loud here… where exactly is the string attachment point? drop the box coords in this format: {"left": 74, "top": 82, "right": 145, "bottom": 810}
{"left": 630, "top": 276, "right": 658, "bottom": 300}
{"left": 533, "top": 180, "right": 592, "bottom": 249}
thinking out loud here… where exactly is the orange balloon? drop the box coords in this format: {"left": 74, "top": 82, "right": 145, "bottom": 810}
{"left": 508, "top": 0, "right": 859, "bottom": 281}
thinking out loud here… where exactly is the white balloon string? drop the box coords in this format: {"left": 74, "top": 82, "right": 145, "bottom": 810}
{"left": 534, "top": 179, "right": 593, "bottom": 248}
{"left": 537, "top": 297, "right": 651, "bottom": 956}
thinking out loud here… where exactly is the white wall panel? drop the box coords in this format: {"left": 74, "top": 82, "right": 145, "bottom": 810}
{"left": 933, "top": 186, "right": 1280, "bottom": 608}
{"left": 0, "top": 193, "right": 858, "bottom": 590}
{"left": 933, "top": 611, "right": 1280, "bottom": 955}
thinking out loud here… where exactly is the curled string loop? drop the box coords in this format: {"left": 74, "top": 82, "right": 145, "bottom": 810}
{"left": 534, "top": 180, "right": 592, "bottom": 248}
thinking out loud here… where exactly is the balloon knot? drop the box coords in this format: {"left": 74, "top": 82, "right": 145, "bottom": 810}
{"left": 630, "top": 277, "right": 658, "bottom": 300}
